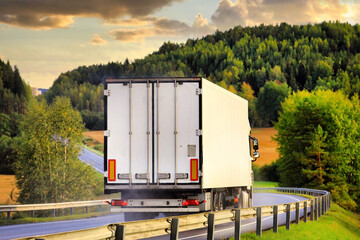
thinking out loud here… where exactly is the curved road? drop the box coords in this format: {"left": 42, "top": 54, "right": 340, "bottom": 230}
{"left": 0, "top": 193, "right": 308, "bottom": 240}
{"left": 78, "top": 148, "right": 104, "bottom": 174}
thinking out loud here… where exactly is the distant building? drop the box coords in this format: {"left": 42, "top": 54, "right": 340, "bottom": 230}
{"left": 31, "top": 87, "right": 48, "bottom": 96}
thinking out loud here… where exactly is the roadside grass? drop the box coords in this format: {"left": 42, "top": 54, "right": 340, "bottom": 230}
{"left": 82, "top": 143, "right": 104, "bottom": 157}
{"left": 237, "top": 203, "right": 360, "bottom": 240}
{"left": 253, "top": 181, "right": 278, "bottom": 188}
{"left": 82, "top": 132, "right": 104, "bottom": 156}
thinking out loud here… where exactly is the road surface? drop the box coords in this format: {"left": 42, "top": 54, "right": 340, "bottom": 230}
{"left": 78, "top": 148, "right": 104, "bottom": 174}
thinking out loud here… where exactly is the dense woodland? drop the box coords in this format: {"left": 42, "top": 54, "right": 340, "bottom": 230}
{"left": 0, "top": 59, "right": 31, "bottom": 174}
{"left": 45, "top": 21, "right": 360, "bottom": 128}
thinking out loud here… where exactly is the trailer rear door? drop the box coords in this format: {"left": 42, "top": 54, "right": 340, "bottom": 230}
{"left": 105, "top": 79, "right": 201, "bottom": 186}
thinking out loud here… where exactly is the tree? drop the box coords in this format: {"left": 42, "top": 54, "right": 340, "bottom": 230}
{"left": 274, "top": 90, "right": 360, "bottom": 210}
{"left": 15, "top": 97, "right": 102, "bottom": 204}
{"left": 256, "top": 81, "right": 291, "bottom": 126}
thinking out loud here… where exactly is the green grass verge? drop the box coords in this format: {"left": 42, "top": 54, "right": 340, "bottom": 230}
{"left": 253, "top": 181, "right": 278, "bottom": 188}
{"left": 82, "top": 144, "right": 104, "bottom": 157}
{"left": 235, "top": 203, "right": 360, "bottom": 240}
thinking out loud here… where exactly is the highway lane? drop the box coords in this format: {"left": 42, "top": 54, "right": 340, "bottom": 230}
{"left": 0, "top": 193, "right": 308, "bottom": 240}
{"left": 78, "top": 148, "right": 104, "bottom": 174}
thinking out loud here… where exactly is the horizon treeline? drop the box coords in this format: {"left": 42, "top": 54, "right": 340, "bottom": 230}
{"left": 44, "top": 21, "right": 360, "bottom": 129}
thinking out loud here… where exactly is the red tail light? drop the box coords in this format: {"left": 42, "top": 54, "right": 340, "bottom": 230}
{"left": 182, "top": 199, "right": 200, "bottom": 206}
{"left": 111, "top": 200, "right": 128, "bottom": 206}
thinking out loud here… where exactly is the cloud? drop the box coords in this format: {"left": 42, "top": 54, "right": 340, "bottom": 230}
{"left": 210, "top": 0, "right": 351, "bottom": 30}
{"left": 211, "top": 0, "right": 248, "bottom": 31}
{"left": 90, "top": 34, "right": 108, "bottom": 45}
{"left": 0, "top": 0, "right": 182, "bottom": 29}
{"left": 110, "top": 15, "right": 216, "bottom": 42}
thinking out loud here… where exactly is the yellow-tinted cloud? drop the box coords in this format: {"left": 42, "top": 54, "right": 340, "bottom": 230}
{"left": 110, "top": 15, "right": 216, "bottom": 42}
{"left": 211, "top": 0, "right": 352, "bottom": 29}
{"left": 0, "top": 0, "right": 182, "bottom": 29}
{"left": 90, "top": 34, "right": 108, "bottom": 45}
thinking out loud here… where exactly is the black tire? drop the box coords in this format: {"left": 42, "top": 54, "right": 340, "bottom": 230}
{"left": 213, "top": 192, "right": 219, "bottom": 211}
{"left": 218, "top": 192, "right": 225, "bottom": 211}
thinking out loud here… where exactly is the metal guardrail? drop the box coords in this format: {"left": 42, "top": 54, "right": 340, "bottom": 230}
{"left": 0, "top": 199, "right": 111, "bottom": 220}
{"left": 14, "top": 188, "right": 330, "bottom": 240}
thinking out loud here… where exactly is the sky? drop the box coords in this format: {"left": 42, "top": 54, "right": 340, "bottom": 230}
{"left": 0, "top": 0, "right": 359, "bottom": 89}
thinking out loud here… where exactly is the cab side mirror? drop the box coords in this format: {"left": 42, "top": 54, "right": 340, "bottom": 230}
{"left": 253, "top": 138, "right": 259, "bottom": 150}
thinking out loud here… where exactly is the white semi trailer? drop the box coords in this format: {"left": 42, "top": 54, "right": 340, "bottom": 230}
{"left": 104, "top": 77, "right": 259, "bottom": 220}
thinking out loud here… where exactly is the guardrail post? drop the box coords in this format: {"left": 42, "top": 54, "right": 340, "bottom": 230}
{"left": 31, "top": 211, "right": 35, "bottom": 218}
{"left": 310, "top": 199, "right": 314, "bottom": 221}
{"left": 99, "top": 205, "right": 102, "bottom": 212}
{"left": 7, "top": 212, "right": 10, "bottom": 220}
{"left": 318, "top": 197, "right": 321, "bottom": 218}
{"left": 322, "top": 196, "right": 325, "bottom": 215}
{"left": 256, "top": 207, "right": 262, "bottom": 237}
{"left": 315, "top": 198, "right": 318, "bottom": 221}
{"left": 286, "top": 204, "right": 290, "bottom": 230}
{"left": 273, "top": 205, "right": 278, "bottom": 233}
{"left": 234, "top": 209, "right": 241, "bottom": 240}
{"left": 304, "top": 201, "right": 307, "bottom": 223}
{"left": 170, "top": 218, "right": 179, "bottom": 240}
{"left": 207, "top": 213, "right": 215, "bottom": 240}
{"left": 70, "top": 207, "right": 73, "bottom": 215}
{"left": 52, "top": 209, "right": 55, "bottom": 218}
{"left": 286, "top": 204, "right": 291, "bottom": 230}
{"left": 86, "top": 206, "right": 88, "bottom": 214}
{"left": 115, "top": 224, "right": 125, "bottom": 240}
{"left": 295, "top": 202, "right": 300, "bottom": 224}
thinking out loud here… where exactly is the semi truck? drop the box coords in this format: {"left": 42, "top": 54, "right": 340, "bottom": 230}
{"left": 104, "top": 77, "right": 259, "bottom": 220}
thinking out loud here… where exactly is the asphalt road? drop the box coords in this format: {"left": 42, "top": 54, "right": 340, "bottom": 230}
{"left": 0, "top": 193, "right": 308, "bottom": 240}
{"left": 78, "top": 148, "right": 104, "bottom": 174}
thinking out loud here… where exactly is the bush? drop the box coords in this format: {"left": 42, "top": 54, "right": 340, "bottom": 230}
{"left": 81, "top": 110, "right": 104, "bottom": 130}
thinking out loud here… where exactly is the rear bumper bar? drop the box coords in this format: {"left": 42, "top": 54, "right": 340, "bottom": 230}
{"left": 111, "top": 207, "right": 200, "bottom": 213}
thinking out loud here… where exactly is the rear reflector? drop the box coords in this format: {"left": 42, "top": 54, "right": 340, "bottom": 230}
{"left": 182, "top": 199, "right": 200, "bottom": 206}
{"left": 190, "top": 159, "right": 198, "bottom": 181}
{"left": 111, "top": 200, "right": 128, "bottom": 206}
{"left": 108, "top": 159, "right": 116, "bottom": 181}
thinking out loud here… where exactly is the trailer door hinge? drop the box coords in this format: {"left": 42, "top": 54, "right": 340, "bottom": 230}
{"left": 196, "top": 88, "right": 202, "bottom": 95}
{"left": 104, "top": 130, "right": 110, "bottom": 137}
{"left": 196, "top": 129, "right": 202, "bottom": 136}
{"left": 104, "top": 89, "right": 110, "bottom": 96}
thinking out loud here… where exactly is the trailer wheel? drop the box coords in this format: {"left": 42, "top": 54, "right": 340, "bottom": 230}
{"left": 241, "top": 190, "right": 249, "bottom": 208}
{"left": 218, "top": 192, "right": 225, "bottom": 211}
{"left": 213, "top": 192, "right": 219, "bottom": 211}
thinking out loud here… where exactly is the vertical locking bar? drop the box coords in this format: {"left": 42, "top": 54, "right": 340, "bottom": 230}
{"left": 147, "top": 79, "right": 150, "bottom": 184}
{"left": 174, "top": 79, "right": 178, "bottom": 185}
{"left": 156, "top": 79, "right": 160, "bottom": 184}
{"left": 129, "top": 79, "right": 132, "bottom": 185}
